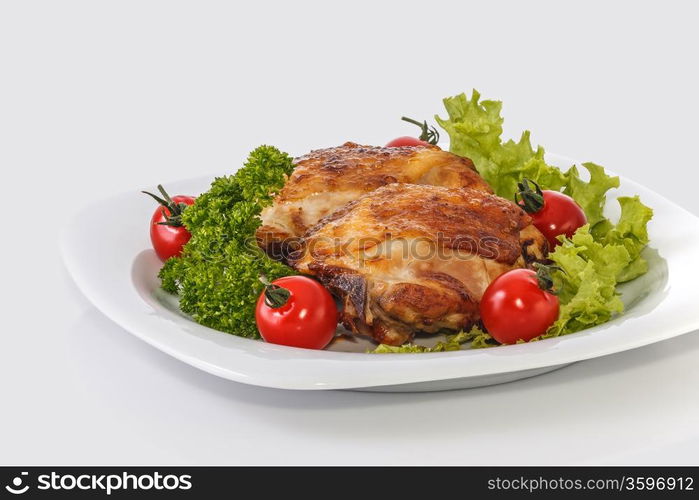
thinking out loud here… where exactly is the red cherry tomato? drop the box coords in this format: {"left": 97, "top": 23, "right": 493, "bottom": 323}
{"left": 530, "top": 191, "right": 587, "bottom": 248}
{"left": 143, "top": 185, "right": 195, "bottom": 261}
{"left": 385, "top": 136, "right": 432, "bottom": 147}
{"left": 479, "top": 268, "right": 559, "bottom": 344}
{"left": 255, "top": 276, "right": 338, "bottom": 350}
{"left": 516, "top": 180, "right": 587, "bottom": 248}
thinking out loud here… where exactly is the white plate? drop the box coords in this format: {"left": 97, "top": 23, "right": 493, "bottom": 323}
{"left": 61, "top": 154, "right": 699, "bottom": 391}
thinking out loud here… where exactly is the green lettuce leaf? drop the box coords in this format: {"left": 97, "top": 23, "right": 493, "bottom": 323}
{"left": 436, "top": 89, "right": 654, "bottom": 342}
{"left": 546, "top": 225, "right": 626, "bottom": 336}
{"left": 437, "top": 92, "right": 567, "bottom": 200}
{"left": 593, "top": 196, "right": 654, "bottom": 282}
{"left": 369, "top": 327, "right": 494, "bottom": 353}
{"left": 436, "top": 90, "right": 619, "bottom": 212}
{"left": 564, "top": 163, "right": 620, "bottom": 227}
{"left": 544, "top": 196, "right": 653, "bottom": 335}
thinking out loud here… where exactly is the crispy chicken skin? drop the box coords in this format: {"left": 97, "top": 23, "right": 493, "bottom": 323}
{"left": 257, "top": 142, "right": 491, "bottom": 260}
{"left": 289, "top": 184, "right": 548, "bottom": 346}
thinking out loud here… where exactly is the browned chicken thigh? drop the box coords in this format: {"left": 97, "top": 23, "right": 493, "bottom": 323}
{"left": 290, "top": 184, "right": 548, "bottom": 345}
{"left": 257, "top": 142, "right": 491, "bottom": 260}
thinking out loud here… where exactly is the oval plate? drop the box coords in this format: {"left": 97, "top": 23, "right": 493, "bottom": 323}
{"left": 61, "top": 154, "right": 699, "bottom": 391}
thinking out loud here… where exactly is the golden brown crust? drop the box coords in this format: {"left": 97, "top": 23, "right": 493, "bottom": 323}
{"left": 291, "top": 183, "right": 548, "bottom": 346}
{"left": 299, "top": 183, "right": 532, "bottom": 266}
{"left": 279, "top": 142, "right": 490, "bottom": 202}
{"left": 256, "top": 142, "right": 492, "bottom": 259}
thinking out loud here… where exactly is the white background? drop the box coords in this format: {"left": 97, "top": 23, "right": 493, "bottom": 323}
{"left": 1, "top": 0, "right": 698, "bottom": 465}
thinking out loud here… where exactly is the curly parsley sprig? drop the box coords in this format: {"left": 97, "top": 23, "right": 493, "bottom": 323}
{"left": 159, "top": 145, "right": 296, "bottom": 338}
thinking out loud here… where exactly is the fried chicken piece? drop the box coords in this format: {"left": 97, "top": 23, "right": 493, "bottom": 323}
{"left": 289, "top": 183, "right": 548, "bottom": 346}
{"left": 257, "top": 142, "right": 491, "bottom": 260}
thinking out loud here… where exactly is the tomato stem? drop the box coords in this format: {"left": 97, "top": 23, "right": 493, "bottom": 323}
{"left": 533, "top": 263, "right": 562, "bottom": 295}
{"left": 142, "top": 184, "right": 188, "bottom": 227}
{"left": 515, "top": 178, "right": 545, "bottom": 214}
{"left": 259, "top": 275, "right": 291, "bottom": 309}
{"left": 401, "top": 116, "right": 440, "bottom": 145}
